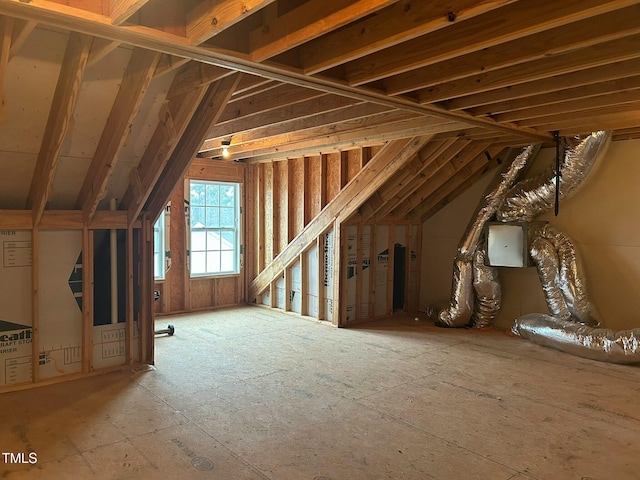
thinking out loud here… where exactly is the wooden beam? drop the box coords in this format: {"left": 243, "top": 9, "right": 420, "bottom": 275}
{"left": 497, "top": 87, "right": 640, "bottom": 123}
{"left": 87, "top": 37, "right": 120, "bottom": 67}
{"left": 237, "top": 115, "right": 464, "bottom": 163}
{"left": 384, "top": 4, "right": 640, "bottom": 96}
{"left": 392, "top": 142, "right": 494, "bottom": 218}
{"left": 419, "top": 150, "right": 508, "bottom": 221}
{"left": 360, "top": 137, "right": 458, "bottom": 221}
{"left": 247, "top": 136, "right": 430, "bottom": 301}
{"left": 345, "top": 0, "right": 640, "bottom": 85}
{"left": 200, "top": 100, "right": 385, "bottom": 153}
{"left": 9, "top": 18, "right": 35, "bottom": 59}
{"left": 145, "top": 73, "right": 242, "bottom": 220}
{"left": 0, "top": 210, "right": 134, "bottom": 229}
{"left": 76, "top": 48, "right": 160, "bottom": 223}
{"left": 449, "top": 58, "right": 640, "bottom": 112}
{"left": 154, "top": 54, "right": 190, "bottom": 78}
{"left": 299, "top": 0, "right": 515, "bottom": 74}
{"left": 0, "top": 0, "right": 551, "bottom": 142}
{"left": 121, "top": 88, "right": 206, "bottom": 226}
{"left": 187, "top": 0, "right": 275, "bottom": 45}
{"left": 109, "top": 0, "right": 151, "bottom": 25}
{"left": 27, "top": 32, "right": 92, "bottom": 226}
{"left": 471, "top": 75, "right": 640, "bottom": 117}
{"left": 417, "top": 34, "right": 640, "bottom": 104}
{"left": 31, "top": 227, "right": 39, "bottom": 382}
{"left": 0, "top": 16, "right": 14, "bottom": 123}
{"left": 249, "top": 0, "right": 395, "bottom": 62}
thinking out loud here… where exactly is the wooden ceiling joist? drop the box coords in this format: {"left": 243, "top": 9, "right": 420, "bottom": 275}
{"left": 344, "top": 0, "right": 637, "bottom": 86}
{"left": 393, "top": 141, "right": 494, "bottom": 219}
{"left": 187, "top": 0, "right": 275, "bottom": 46}
{"left": 0, "top": 0, "right": 550, "bottom": 142}
{"left": 359, "top": 138, "right": 457, "bottom": 222}
{"left": 26, "top": 32, "right": 92, "bottom": 226}
{"left": 417, "top": 35, "right": 640, "bottom": 105}
{"left": 417, "top": 147, "right": 510, "bottom": 221}
{"left": 200, "top": 95, "right": 364, "bottom": 149}
{"left": 248, "top": 0, "right": 395, "bottom": 62}
{"left": 247, "top": 135, "right": 430, "bottom": 301}
{"left": 383, "top": 4, "right": 640, "bottom": 96}
{"left": 448, "top": 59, "right": 640, "bottom": 112}
{"left": 298, "top": 0, "right": 515, "bottom": 75}
{"left": 370, "top": 138, "right": 473, "bottom": 221}
{"left": 75, "top": 48, "right": 160, "bottom": 223}
{"left": 109, "top": 0, "right": 151, "bottom": 25}
{"left": 471, "top": 75, "right": 640, "bottom": 118}
{"left": 145, "top": 72, "right": 243, "bottom": 220}
{"left": 236, "top": 115, "right": 465, "bottom": 163}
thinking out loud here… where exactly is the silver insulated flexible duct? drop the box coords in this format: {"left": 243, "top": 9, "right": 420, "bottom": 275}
{"left": 471, "top": 248, "right": 501, "bottom": 328}
{"left": 528, "top": 224, "right": 600, "bottom": 326}
{"left": 435, "top": 144, "right": 538, "bottom": 327}
{"left": 512, "top": 314, "right": 640, "bottom": 364}
{"left": 497, "top": 131, "right": 611, "bottom": 222}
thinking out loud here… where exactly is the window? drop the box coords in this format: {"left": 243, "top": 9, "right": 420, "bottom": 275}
{"left": 190, "top": 180, "right": 240, "bottom": 276}
{"left": 153, "top": 209, "right": 165, "bottom": 280}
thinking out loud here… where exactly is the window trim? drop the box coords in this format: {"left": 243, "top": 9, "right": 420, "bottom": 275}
{"left": 153, "top": 209, "right": 165, "bottom": 281}
{"left": 189, "top": 179, "right": 241, "bottom": 278}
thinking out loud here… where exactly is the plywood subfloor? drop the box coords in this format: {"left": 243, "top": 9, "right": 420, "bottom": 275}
{"left": 2, "top": 306, "right": 640, "bottom": 479}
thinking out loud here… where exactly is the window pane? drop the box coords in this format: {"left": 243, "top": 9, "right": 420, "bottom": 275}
{"left": 191, "top": 182, "right": 205, "bottom": 205}
{"left": 154, "top": 252, "right": 161, "bottom": 278}
{"left": 191, "top": 206, "right": 205, "bottom": 228}
{"left": 205, "top": 207, "right": 219, "bottom": 228}
{"left": 221, "top": 230, "right": 234, "bottom": 249}
{"left": 191, "top": 230, "right": 206, "bottom": 251}
{"left": 191, "top": 251, "right": 206, "bottom": 274}
{"left": 206, "top": 184, "right": 219, "bottom": 206}
{"left": 207, "top": 251, "right": 220, "bottom": 273}
{"left": 220, "top": 250, "right": 234, "bottom": 272}
{"left": 207, "top": 230, "right": 221, "bottom": 251}
{"left": 220, "top": 207, "right": 234, "bottom": 228}
{"left": 220, "top": 185, "right": 235, "bottom": 206}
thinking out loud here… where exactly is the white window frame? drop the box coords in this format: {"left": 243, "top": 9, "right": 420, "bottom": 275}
{"left": 189, "top": 180, "right": 241, "bottom": 277}
{"left": 153, "top": 209, "right": 165, "bottom": 280}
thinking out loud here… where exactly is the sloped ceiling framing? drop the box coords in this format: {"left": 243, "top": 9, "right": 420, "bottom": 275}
{"left": 1, "top": 0, "right": 640, "bottom": 228}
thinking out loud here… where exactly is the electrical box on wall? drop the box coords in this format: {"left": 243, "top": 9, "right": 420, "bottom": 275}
{"left": 485, "top": 222, "right": 546, "bottom": 267}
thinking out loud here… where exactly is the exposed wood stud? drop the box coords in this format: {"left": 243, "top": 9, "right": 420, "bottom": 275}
{"left": 300, "top": 252, "right": 308, "bottom": 316}
{"left": 82, "top": 227, "right": 94, "bottom": 373}
{"left": 125, "top": 226, "right": 134, "bottom": 365}
{"left": 287, "top": 159, "right": 295, "bottom": 242}
{"left": 248, "top": 136, "right": 429, "bottom": 301}
{"left": 339, "top": 150, "right": 349, "bottom": 189}
{"left": 31, "top": 227, "right": 39, "bottom": 382}
{"left": 386, "top": 223, "right": 394, "bottom": 316}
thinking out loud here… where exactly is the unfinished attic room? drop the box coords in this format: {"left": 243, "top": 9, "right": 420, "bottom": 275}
{"left": 3, "top": 0, "right": 640, "bottom": 478}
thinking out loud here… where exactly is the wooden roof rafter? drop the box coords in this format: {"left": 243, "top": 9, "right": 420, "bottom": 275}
{"left": 27, "top": 32, "right": 92, "bottom": 226}
{"left": 75, "top": 47, "right": 161, "bottom": 223}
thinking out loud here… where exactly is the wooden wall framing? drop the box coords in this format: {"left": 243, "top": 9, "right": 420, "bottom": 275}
{"left": 0, "top": 215, "right": 151, "bottom": 394}
{"left": 153, "top": 158, "right": 246, "bottom": 315}
{"left": 246, "top": 144, "right": 421, "bottom": 326}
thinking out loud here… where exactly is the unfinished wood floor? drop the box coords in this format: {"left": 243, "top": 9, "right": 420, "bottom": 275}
{"left": 2, "top": 306, "right": 640, "bottom": 479}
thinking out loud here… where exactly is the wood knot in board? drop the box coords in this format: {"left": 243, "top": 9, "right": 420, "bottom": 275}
{"left": 447, "top": 11, "right": 457, "bottom": 22}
